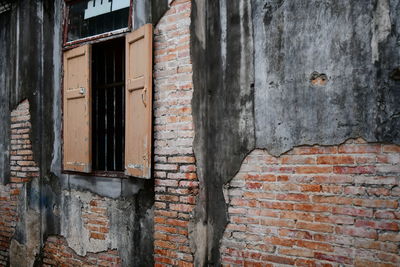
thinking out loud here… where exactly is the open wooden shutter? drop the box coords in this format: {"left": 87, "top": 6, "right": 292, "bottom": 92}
{"left": 125, "top": 24, "right": 153, "bottom": 178}
{"left": 63, "top": 45, "right": 92, "bottom": 173}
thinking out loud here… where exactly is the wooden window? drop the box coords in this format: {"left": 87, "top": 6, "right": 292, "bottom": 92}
{"left": 63, "top": 45, "right": 92, "bottom": 173}
{"left": 125, "top": 24, "right": 153, "bottom": 178}
{"left": 63, "top": 24, "right": 153, "bottom": 178}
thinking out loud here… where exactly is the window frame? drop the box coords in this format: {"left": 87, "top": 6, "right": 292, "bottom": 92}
{"left": 63, "top": 0, "right": 134, "bottom": 48}
{"left": 61, "top": 0, "right": 153, "bottom": 179}
{"left": 61, "top": 39, "right": 129, "bottom": 180}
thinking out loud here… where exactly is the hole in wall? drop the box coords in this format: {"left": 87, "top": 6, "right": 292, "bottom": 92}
{"left": 390, "top": 67, "right": 400, "bottom": 81}
{"left": 310, "top": 71, "right": 328, "bottom": 86}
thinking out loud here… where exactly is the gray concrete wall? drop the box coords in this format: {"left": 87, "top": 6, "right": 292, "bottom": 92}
{"left": 254, "top": 0, "right": 400, "bottom": 156}
{"left": 0, "top": 10, "right": 11, "bottom": 184}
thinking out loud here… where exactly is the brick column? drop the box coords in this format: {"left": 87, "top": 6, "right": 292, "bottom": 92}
{"left": 153, "top": 1, "right": 198, "bottom": 266}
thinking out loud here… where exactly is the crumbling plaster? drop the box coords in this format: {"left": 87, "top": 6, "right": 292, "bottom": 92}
{"left": 59, "top": 189, "right": 147, "bottom": 265}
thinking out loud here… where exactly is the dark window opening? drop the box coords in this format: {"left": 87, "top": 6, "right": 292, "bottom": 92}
{"left": 92, "top": 37, "right": 125, "bottom": 172}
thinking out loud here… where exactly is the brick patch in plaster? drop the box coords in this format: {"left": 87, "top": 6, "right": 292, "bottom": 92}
{"left": 0, "top": 99, "right": 40, "bottom": 266}
{"left": 221, "top": 138, "right": 400, "bottom": 267}
{"left": 60, "top": 190, "right": 117, "bottom": 256}
{"left": 41, "top": 188, "right": 136, "bottom": 265}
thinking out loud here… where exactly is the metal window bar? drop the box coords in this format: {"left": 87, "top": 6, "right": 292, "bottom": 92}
{"left": 92, "top": 37, "right": 125, "bottom": 172}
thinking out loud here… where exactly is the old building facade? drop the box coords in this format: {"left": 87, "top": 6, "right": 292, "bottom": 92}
{"left": 0, "top": 0, "right": 399, "bottom": 266}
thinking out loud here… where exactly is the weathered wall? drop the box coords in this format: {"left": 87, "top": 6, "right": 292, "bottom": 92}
{"left": 190, "top": 0, "right": 255, "bottom": 265}
{"left": 254, "top": 0, "right": 400, "bottom": 155}
{"left": 0, "top": 1, "right": 55, "bottom": 265}
{"left": 1, "top": 0, "right": 399, "bottom": 266}
{"left": 191, "top": 0, "right": 400, "bottom": 265}
{"left": 0, "top": 0, "right": 169, "bottom": 266}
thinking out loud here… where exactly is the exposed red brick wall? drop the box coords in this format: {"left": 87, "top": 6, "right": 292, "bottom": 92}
{"left": 9, "top": 100, "right": 39, "bottom": 184}
{"left": 84, "top": 197, "right": 111, "bottom": 241}
{"left": 153, "top": 1, "right": 197, "bottom": 266}
{"left": 0, "top": 100, "right": 39, "bottom": 266}
{"left": 42, "top": 236, "right": 121, "bottom": 267}
{"left": 220, "top": 138, "right": 400, "bottom": 267}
